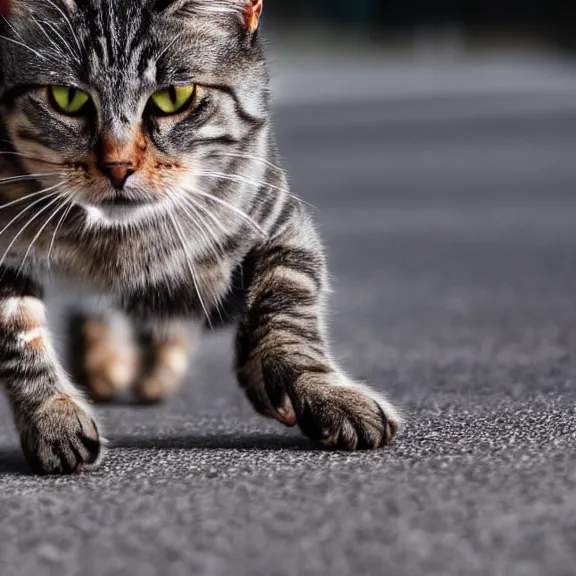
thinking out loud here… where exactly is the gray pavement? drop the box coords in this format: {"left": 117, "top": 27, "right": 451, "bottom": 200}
{"left": 2, "top": 64, "right": 576, "bottom": 576}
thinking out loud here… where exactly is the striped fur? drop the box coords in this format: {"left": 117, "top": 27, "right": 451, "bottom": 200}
{"left": 0, "top": 0, "right": 400, "bottom": 474}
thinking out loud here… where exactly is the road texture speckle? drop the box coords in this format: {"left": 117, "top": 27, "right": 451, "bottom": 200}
{"left": 2, "top": 86, "right": 576, "bottom": 576}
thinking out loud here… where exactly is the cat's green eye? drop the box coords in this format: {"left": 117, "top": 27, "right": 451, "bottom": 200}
{"left": 150, "top": 85, "right": 197, "bottom": 115}
{"left": 49, "top": 86, "right": 90, "bottom": 115}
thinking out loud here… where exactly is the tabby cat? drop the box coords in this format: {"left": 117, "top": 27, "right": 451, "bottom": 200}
{"left": 0, "top": 0, "right": 401, "bottom": 474}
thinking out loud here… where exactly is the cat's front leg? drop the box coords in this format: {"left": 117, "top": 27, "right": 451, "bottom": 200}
{"left": 235, "top": 213, "right": 402, "bottom": 450}
{"left": 0, "top": 267, "right": 101, "bottom": 474}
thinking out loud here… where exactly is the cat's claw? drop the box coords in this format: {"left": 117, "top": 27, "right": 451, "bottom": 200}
{"left": 19, "top": 396, "right": 102, "bottom": 475}
{"left": 248, "top": 358, "right": 401, "bottom": 450}
{"left": 295, "top": 380, "right": 399, "bottom": 450}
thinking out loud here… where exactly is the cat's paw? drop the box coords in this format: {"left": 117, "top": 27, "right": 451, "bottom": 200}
{"left": 70, "top": 314, "right": 138, "bottom": 403}
{"left": 251, "top": 358, "right": 401, "bottom": 450}
{"left": 19, "top": 396, "right": 102, "bottom": 475}
{"left": 293, "top": 379, "right": 400, "bottom": 450}
{"left": 134, "top": 372, "right": 182, "bottom": 404}
{"left": 134, "top": 336, "right": 190, "bottom": 404}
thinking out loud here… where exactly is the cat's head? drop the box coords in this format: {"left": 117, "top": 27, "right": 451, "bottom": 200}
{"left": 0, "top": 0, "right": 268, "bottom": 226}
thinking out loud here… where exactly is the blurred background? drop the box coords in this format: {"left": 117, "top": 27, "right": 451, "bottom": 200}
{"left": 253, "top": 8, "right": 576, "bottom": 573}
{"left": 264, "top": 1, "right": 574, "bottom": 52}
{"left": 262, "top": 1, "right": 576, "bottom": 110}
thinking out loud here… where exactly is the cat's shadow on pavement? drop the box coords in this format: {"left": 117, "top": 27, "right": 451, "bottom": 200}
{"left": 110, "top": 433, "right": 314, "bottom": 451}
{"left": 0, "top": 449, "right": 30, "bottom": 475}
{"left": 0, "top": 433, "right": 315, "bottom": 475}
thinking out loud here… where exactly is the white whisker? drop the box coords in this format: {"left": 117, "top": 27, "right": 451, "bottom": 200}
{"left": 197, "top": 169, "right": 315, "bottom": 210}
{"left": 0, "top": 173, "right": 67, "bottom": 186}
{"left": 183, "top": 194, "right": 229, "bottom": 245}
{"left": 155, "top": 32, "right": 183, "bottom": 63}
{"left": 0, "top": 151, "right": 67, "bottom": 167}
{"left": 176, "top": 195, "right": 225, "bottom": 260}
{"left": 0, "top": 14, "right": 26, "bottom": 44}
{"left": 38, "top": 18, "right": 81, "bottom": 61}
{"left": 31, "top": 19, "right": 67, "bottom": 61}
{"left": 0, "top": 34, "right": 47, "bottom": 60}
{"left": 18, "top": 196, "right": 71, "bottom": 274}
{"left": 176, "top": 197, "right": 226, "bottom": 325}
{"left": 184, "top": 186, "right": 268, "bottom": 238}
{"left": 0, "top": 185, "right": 67, "bottom": 269}
{"left": 0, "top": 184, "right": 64, "bottom": 241}
{"left": 0, "top": 186, "right": 65, "bottom": 213}
{"left": 47, "top": 199, "right": 75, "bottom": 267}
{"left": 34, "top": 18, "right": 82, "bottom": 64}
{"left": 166, "top": 210, "right": 212, "bottom": 328}
{"left": 42, "top": 0, "right": 83, "bottom": 56}
{"left": 212, "top": 151, "right": 284, "bottom": 174}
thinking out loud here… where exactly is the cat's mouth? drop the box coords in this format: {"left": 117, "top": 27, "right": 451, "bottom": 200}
{"left": 98, "top": 196, "right": 151, "bottom": 207}
{"left": 82, "top": 195, "right": 164, "bottom": 226}
{"left": 94, "top": 190, "right": 154, "bottom": 208}
{"left": 82, "top": 190, "right": 161, "bottom": 224}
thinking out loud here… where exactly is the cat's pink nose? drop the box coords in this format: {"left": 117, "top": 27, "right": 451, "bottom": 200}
{"left": 101, "top": 165, "right": 135, "bottom": 190}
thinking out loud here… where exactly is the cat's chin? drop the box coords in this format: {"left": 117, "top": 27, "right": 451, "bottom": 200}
{"left": 82, "top": 202, "right": 165, "bottom": 228}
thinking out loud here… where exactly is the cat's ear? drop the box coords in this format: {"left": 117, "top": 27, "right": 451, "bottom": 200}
{"left": 244, "top": 0, "right": 263, "bottom": 34}
{"left": 156, "top": 0, "right": 263, "bottom": 34}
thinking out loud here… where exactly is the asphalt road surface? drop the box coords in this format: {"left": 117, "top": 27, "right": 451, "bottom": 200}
{"left": 2, "top": 80, "right": 576, "bottom": 575}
